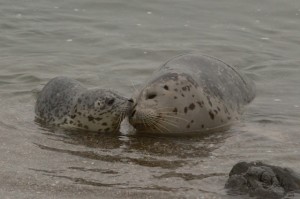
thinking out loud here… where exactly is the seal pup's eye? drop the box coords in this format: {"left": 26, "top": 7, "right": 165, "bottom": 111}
{"left": 106, "top": 98, "right": 115, "bottom": 106}
{"left": 146, "top": 92, "right": 157, "bottom": 100}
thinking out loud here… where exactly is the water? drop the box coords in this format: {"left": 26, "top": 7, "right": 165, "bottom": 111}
{"left": 0, "top": 0, "right": 300, "bottom": 198}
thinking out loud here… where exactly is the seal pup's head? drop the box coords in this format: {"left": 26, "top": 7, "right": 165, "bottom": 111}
{"left": 69, "top": 89, "right": 133, "bottom": 132}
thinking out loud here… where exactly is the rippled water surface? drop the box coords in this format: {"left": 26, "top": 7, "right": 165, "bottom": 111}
{"left": 1, "top": 0, "right": 300, "bottom": 198}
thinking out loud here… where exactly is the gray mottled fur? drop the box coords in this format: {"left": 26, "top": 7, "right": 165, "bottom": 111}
{"left": 35, "top": 76, "right": 132, "bottom": 132}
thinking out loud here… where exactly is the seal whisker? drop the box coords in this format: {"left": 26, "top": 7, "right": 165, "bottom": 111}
{"left": 148, "top": 118, "right": 164, "bottom": 134}
{"left": 147, "top": 114, "right": 171, "bottom": 133}
{"left": 143, "top": 114, "right": 162, "bottom": 133}
{"left": 148, "top": 119, "right": 165, "bottom": 133}
{"left": 115, "top": 112, "right": 122, "bottom": 126}
{"left": 116, "top": 111, "right": 125, "bottom": 130}
{"left": 141, "top": 116, "right": 147, "bottom": 128}
{"left": 155, "top": 120, "right": 171, "bottom": 133}
{"left": 115, "top": 107, "right": 126, "bottom": 130}
{"left": 160, "top": 117, "right": 178, "bottom": 124}
{"left": 146, "top": 112, "right": 168, "bottom": 134}
{"left": 159, "top": 111, "right": 186, "bottom": 116}
{"left": 130, "top": 80, "right": 140, "bottom": 96}
{"left": 160, "top": 115, "right": 190, "bottom": 123}
{"left": 155, "top": 114, "right": 179, "bottom": 125}
{"left": 158, "top": 118, "right": 179, "bottom": 128}
{"left": 152, "top": 107, "right": 178, "bottom": 111}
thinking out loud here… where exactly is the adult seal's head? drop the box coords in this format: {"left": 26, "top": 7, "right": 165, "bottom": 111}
{"left": 129, "top": 54, "right": 255, "bottom": 134}
{"left": 35, "top": 76, "right": 133, "bottom": 132}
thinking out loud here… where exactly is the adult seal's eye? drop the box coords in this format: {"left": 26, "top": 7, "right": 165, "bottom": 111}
{"left": 106, "top": 98, "right": 115, "bottom": 106}
{"left": 146, "top": 92, "right": 157, "bottom": 100}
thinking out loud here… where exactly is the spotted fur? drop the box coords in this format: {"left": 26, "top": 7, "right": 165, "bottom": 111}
{"left": 129, "top": 54, "right": 255, "bottom": 134}
{"left": 35, "top": 76, "right": 132, "bottom": 132}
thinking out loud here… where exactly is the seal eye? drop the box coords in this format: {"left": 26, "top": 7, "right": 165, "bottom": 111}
{"left": 146, "top": 93, "right": 157, "bottom": 100}
{"left": 106, "top": 98, "right": 115, "bottom": 106}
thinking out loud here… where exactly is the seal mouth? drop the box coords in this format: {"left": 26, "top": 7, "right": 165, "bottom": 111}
{"left": 129, "top": 101, "right": 137, "bottom": 117}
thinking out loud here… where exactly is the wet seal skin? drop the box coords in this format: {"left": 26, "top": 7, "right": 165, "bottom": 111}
{"left": 35, "top": 76, "right": 133, "bottom": 132}
{"left": 129, "top": 54, "right": 256, "bottom": 134}
{"left": 225, "top": 161, "right": 300, "bottom": 199}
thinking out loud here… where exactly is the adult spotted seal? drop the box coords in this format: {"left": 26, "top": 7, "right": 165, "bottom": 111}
{"left": 35, "top": 76, "right": 133, "bottom": 132}
{"left": 129, "top": 54, "right": 255, "bottom": 134}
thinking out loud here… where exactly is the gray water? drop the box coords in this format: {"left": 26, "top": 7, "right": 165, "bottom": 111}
{"left": 0, "top": 0, "right": 300, "bottom": 198}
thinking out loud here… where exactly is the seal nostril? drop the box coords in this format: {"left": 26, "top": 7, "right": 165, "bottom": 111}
{"left": 128, "top": 98, "right": 134, "bottom": 103}
{"left": 131, "top": 110, "right": 136, "bottom": 117}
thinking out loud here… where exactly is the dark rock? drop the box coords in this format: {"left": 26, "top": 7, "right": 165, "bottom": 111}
{"left": 225, "top": 161, "right": 300, "bottom": 199}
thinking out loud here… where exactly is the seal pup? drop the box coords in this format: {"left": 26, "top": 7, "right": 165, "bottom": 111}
{"left": 35, "top": 76, "right": 133, "bottom": 132}
{"left": 129, "top": 54, "right": 255, "bottom": 134}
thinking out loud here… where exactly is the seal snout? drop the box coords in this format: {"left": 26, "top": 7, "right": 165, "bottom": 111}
{"left": 129, "top": 106, "right": 158, "bottom": 125}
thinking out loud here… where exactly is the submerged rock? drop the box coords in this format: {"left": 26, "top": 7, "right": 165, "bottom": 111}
{"left": 225, "top": 161, "right": 300, "bottom": 199}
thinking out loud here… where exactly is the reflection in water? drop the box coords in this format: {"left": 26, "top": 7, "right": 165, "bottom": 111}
{"left": 68, "top": 167, "right": 119, "bottom": 174}
{"left": 154, "top": 172, "right": 225, "bottom": 181}
{"left": 33, "top": 125, "right": 230, "bottom": 190}
{"left": 29, "top": 167, "right": 125, "bottom": 188}
{"left": 36, "top": 124, "right": 230, "bottom": 158}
